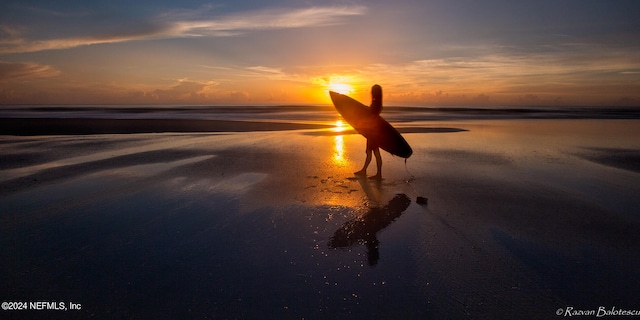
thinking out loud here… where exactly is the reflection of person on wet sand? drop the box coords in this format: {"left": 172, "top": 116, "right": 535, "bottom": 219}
{"left": 328, "top": 193, "right": 411, "bottom": 266}
{"left": 354, "top": 84, "right": 383, "bottom": 179}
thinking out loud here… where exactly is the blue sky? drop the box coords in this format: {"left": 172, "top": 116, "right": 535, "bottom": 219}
{"left": 1, "top": 0, "right": 639, "bottom": 105}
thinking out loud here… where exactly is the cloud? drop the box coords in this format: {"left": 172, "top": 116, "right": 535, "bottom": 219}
{"left": 0, "top": 22, "right": 173, "bottom": 53}
{"left": 170, "top": 5, "right": 367, "bottom": 36}
{"left": 0, "top": 5, "right": 367, "bottom": 54}
{"left": 142, "top": 79, "right": 219, "bottom": 102}
{"left": 0, "top": 24, "right": 23, "bottom": 39}
{"left": 245, "top": 66, "right": 284, "bottom": 75}
{"left": 0, "top": 61, "right": 59, "bottom": 81}
{"left": 122, "top": 78, "right": 251, "bottom": 104}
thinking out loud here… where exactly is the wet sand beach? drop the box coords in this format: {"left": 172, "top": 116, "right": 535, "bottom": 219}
{"left": 1, "top": 117, "right": 640, "bottom": 319}
{"left": 0, "top": 118, "right": 329, "bottom": 136}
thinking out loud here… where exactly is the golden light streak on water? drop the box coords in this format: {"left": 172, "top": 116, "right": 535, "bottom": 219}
{"left": 332, "top": 120, "right": 348, "bottom": 166}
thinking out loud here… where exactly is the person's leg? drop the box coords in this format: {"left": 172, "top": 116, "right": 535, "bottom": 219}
{"left": 355, "top": 146, "right": 372, "bottom": 175}
{"left": 370, "top": 147, "right": 382, "bottom": 179}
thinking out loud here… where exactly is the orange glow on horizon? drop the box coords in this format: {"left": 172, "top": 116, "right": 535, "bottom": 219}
{"left": 310, "top": 75, "right": 363, "bottom": 104}
{"left": 329, "top": 83, "right": 354, "bottom": 95}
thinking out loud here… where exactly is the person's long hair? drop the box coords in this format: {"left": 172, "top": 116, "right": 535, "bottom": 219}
{"left": 371, "top": 84, "right": 382, "bottom": 114}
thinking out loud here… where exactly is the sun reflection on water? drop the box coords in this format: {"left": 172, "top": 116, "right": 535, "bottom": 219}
{"left": 332, "top": 120, "right": 348, "bottom": 166}
{"left": 333, "top": 135, "right": 345, "bottom": 165}
{"left": 332, "top": 120, "right": 347, "bottom": 133}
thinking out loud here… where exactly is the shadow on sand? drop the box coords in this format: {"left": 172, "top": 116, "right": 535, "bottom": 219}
{"left": 328, "top": 183, "right": 411, "bottom": 266}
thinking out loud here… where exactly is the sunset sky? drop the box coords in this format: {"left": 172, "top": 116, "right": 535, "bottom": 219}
{"left": 1, "top": 0, "right": 639, "bottom": 106}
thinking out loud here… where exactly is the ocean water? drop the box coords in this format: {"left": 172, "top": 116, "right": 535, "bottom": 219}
{"left": 1, "top": 105, "right": 639, "bottom": 124}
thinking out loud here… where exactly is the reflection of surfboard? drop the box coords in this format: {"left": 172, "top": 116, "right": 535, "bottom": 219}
{"left": 330, "top": 91, "right": 413, "bottom": 158}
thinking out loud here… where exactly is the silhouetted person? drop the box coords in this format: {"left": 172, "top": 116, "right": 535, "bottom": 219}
{"left": 354, "top": 84, "right": 383, "bottom": 179}
{"left": 328, "top": 193, "right": 411, "bottom": 266}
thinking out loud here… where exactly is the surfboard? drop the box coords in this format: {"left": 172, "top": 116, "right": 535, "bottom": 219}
{"left": 330, "top": 91, "right": 413, "bottom": 158}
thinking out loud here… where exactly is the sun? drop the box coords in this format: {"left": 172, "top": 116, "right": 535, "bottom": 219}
{"left": 329, "top": 83, "right": 354, "bottom": 95}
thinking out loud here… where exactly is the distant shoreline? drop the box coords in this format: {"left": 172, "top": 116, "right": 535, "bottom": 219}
{"left": 2, "top": 104, "right": 640, "bottom": 136}
{"left": 2, "top": 105, "right": 639, "bottom": 124}
{"left": 0, "top": 118, "right": 330, "bottom": 136}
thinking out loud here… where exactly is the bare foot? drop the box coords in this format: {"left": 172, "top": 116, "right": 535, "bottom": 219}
{"left": 354, "top": 170, "right": 366, "bottom": 176}
{"left": 368, "top": 174, "right": 382, "bottom": 180}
